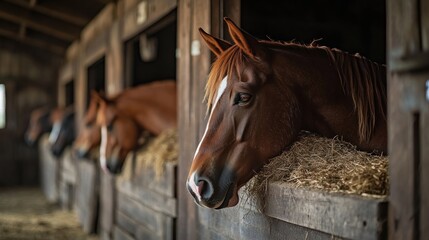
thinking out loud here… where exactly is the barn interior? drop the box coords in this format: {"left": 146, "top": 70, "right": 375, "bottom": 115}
{"left": 0, "top": 0, "right": 426, "bottom": 239}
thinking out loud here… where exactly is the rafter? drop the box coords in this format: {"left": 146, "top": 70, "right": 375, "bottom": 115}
{"left": 0, "top": 28, "right": 65, "bottom": 55}
{"left": 19, "top": 23, "right": 26, "bottom": 39}
{"left": 0, "top": 2, "right": 80, "bottom": 42}
{"left": 4, "top": 0, "right": 89, "bottom": 26}
{"left": 0, "top": 10, "right": 77, "bottom": 42}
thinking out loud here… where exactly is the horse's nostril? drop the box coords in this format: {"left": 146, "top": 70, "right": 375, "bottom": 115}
{"left": 197, "top": 177, "right": 214, "bottom": 200}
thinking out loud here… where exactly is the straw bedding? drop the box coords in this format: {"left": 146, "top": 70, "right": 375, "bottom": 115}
{"left": 123, "top": 129, "right": 388, "bottom": 203}
{"left": 119, "top": 129, "right": 178, "bottom": 181}
{"left": 245, "top": 131, "right": 388, "bottom": 205}
{"left": 134, "top": 128, "right": 178, "bottom": 179}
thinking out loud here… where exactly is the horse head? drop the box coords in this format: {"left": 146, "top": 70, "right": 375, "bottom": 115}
{"left": 25, "top": 107, "right": 52, "bottom": 146}
{"left": 73, "top": 91, "right": 102, "bottom": 159}
{"left": 50, "top": 107, "right": 76, "bottom": 157}
{"left": 187, "top": 18, "right": 302, "bottom": 209}
{"left": 96, "top": 95, "right": 139, "bottom": 174}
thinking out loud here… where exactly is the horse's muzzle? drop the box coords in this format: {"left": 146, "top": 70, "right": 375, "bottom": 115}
{"left": 74, "top": 148, "right": 89, "bottom": 159}
{"left": 187, "top": 169, "right": 237, "bottom": 209}
{"left": 106, "top": 157, "right": 124, "bottom": 174}
{"left": 25, "top": 137, "right": 35, "bottom": 146}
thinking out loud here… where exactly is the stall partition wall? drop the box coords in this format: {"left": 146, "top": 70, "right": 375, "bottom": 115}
{"left": 177, "top": 0, "right": 386, "bottom": 239}
{"left": 388, "top": 0, "right": 429, "bottom": 238}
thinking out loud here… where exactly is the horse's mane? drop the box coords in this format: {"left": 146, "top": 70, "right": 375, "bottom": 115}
{"left": 324, "top": 47, "right": 387, "bottom": 142}
{"left": 206, "top": 41, "right": 386, "bottom": 142}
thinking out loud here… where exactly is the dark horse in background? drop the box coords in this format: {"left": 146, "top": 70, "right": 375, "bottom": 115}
{"left": 49, "top": 107, "right": 76, "bottom": 157}
{"left": 96, "top": 80, "right": 177, "bottom": 174}
{"left": 187, "top": 18, "right": 387, "bottom": 209}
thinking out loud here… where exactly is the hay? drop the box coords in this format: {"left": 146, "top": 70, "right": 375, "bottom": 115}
{"left": 135, "top": 128, "right": 178, "bottom": 179}
{"left": 245, "top": 132, "right": 388, "bottom": 207}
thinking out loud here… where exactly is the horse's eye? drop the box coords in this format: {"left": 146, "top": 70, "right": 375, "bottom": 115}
{"left": 234, "top": 93, "right": 252, "bottom": 105}
{"left": 85, "top": 122, "right": 93, "bottom": 128}
{"left": 107, "top": 123, "right": 113, "bottom": 131}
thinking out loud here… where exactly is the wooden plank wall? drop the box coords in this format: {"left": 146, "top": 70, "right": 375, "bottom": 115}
{"left": 114, "top": 156, "right": 177, "bottom": 240}
{"left": 176, "top": 0, "right": 209, "bottom": 239}
{"left": 176, "top": 1, "right": 240, "bottom": 239}
{"left": 59, "top": 148, "right": 77, "bottom": 210}
{"left": 388, "top": 0, "right": 429, "bottom": 239}
{"left": 55, "top": 0, "right": 179, "bottom": 238}
{"left": 75, "top": 159, "right": 100, "bottom": 234}
{"left": 38, "top": 135, "right": 60, "bottom": 203}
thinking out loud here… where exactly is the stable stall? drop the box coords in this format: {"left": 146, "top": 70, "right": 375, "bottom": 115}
{"left": 47, "top": 0, "right": 429, "bottom": 239}
{"left": 177, "top": 0, "right": 390, "bottom": 239}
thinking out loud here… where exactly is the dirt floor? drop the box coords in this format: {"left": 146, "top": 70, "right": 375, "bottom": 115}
{"left": 0, "top": 188, "right": 98, "bottom": 240}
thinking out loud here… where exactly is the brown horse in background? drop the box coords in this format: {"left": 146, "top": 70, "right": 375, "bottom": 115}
{"left": 96, "top": 80, "right": 177, "bottom": 174}
{"left": 187, "top": 18, "right": 387, "bottom": 209}
{"left": 73, "top": 91, "right": 102, "bottom": 159}
{"left": 25, "top": 107, "right": 63, "bottom": 146}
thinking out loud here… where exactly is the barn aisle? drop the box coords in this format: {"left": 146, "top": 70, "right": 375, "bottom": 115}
{"left": 0, "top": 188, "right": 97, "bottom": 240}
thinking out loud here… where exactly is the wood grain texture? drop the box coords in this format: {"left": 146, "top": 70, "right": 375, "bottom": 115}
{"left": 116, "top": 211, "right": 137, "bottom": 237}
{"left": 421, "top": 107, "right": 429, "bottom": 239}
{"left": 388, "top": 0, "right": 421, "bottom": 58}
{"left": 100, "top": 172, "right": 116, "bottom": 240}
{"left": 176, "top": 0, "right": 194, "bottom": 239}
{"left": 38, "top": 135, "right": 59, "bottom": 203}
{"left": 421, "top": 0, "right": 429, "bottom": 50}
{"left": 116, "top": 180, "right": 176, "bottom": 217}
{"left": 106, "top": 20, "right": 124, "bottom": 95}
{"left": 117, "top": 193, "right": 166, "bottom": 234}
{"left": 262, "top": 183, "right": 387, "bottom": 240}
{"left": 121, "top": 0, "right": 177, "bottom": 41}
{"left": 75, "top": 159, "right": 100, "bottom": 234}
{"left": 131, "top": 161, "right": 177, "bottom": 198}
{"left": 388, "top": 73, "right": 416, "bottom": 240}
{"left": 113, "top": 226, "right": 135, "bottom": 240}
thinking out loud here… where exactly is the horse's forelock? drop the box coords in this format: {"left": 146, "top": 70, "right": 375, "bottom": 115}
{"left": 206, "top": 46, "right": 246, "bottom": 112}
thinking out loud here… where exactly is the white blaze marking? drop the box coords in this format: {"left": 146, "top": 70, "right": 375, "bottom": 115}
{"left": 48, "top": 122, "right": 61, "bottom": 144}
{"left": 193, "top": 76, "right": 228, "bottom": 159}
{"left": 188, "top": 76, "right": 228, "bottom": 197}
{"left": 100, "top": 126, "right": 108, "bottom": 172}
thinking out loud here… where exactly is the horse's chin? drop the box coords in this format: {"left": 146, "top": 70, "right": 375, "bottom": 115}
{"left": 215, "top": 184, "right": 239, "bottom": 209}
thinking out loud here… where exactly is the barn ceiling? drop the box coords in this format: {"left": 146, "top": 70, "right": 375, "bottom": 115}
{"left": 0, "top": 0, "right": 114, "bottom": 55}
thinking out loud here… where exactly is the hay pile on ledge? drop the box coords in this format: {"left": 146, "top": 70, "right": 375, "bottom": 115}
{"left": 134, "top": 128, "right": 178, "bottom": 179}
{"left": 246, "top": 132, "right": 388, "bottom": 204}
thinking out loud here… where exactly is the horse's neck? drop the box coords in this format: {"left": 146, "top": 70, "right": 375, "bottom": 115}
{"left": 274, "top": 46, "right": 387, "bottom": 152}
{"left": 115, "top": 83, "right": 177, "bottom": 134}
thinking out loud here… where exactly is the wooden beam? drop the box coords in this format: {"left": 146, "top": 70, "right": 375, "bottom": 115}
{"left": 0, "top": 2, "right": 80, "bottom": 41}
{"left": 19, "top": 23, "right": 26, "bottom": 39}
{"left": 0, "top": 29, "right": 65, "bottom": 55}
{"left": 29, "top": 0, "right": 37, "bottom": 7}
{"left": 4, "top": 0, "right": 89, "bottom": 27}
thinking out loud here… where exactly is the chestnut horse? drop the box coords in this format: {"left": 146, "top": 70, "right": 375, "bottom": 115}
{"left": 49, "top": 107, "right": 76, "bottom": 157}
{"left": 187, "top": 18, "right": 387, "bottom": 209}
{"left": 73, "top": 91, "right": 102, "bottom": 159}
{"left": 25, "top": 107, "right": 63, "bottom": 146}
{"left": 96, "top": 80, "right": 177, "bottom": 174}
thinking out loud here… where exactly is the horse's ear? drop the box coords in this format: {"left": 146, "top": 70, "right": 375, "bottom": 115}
{"left": 224, "top": 17, "right": 259, "bottom": 58}
{"left": 199, "top": 28, "right": 232, "bottom": 57}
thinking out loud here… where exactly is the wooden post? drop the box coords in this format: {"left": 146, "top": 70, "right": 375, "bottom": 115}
{"left": 388, "top": 0, "right": 429, "bottom": 239}
{"left": 176, "top": 0, "right": 239, "bottom": 239}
